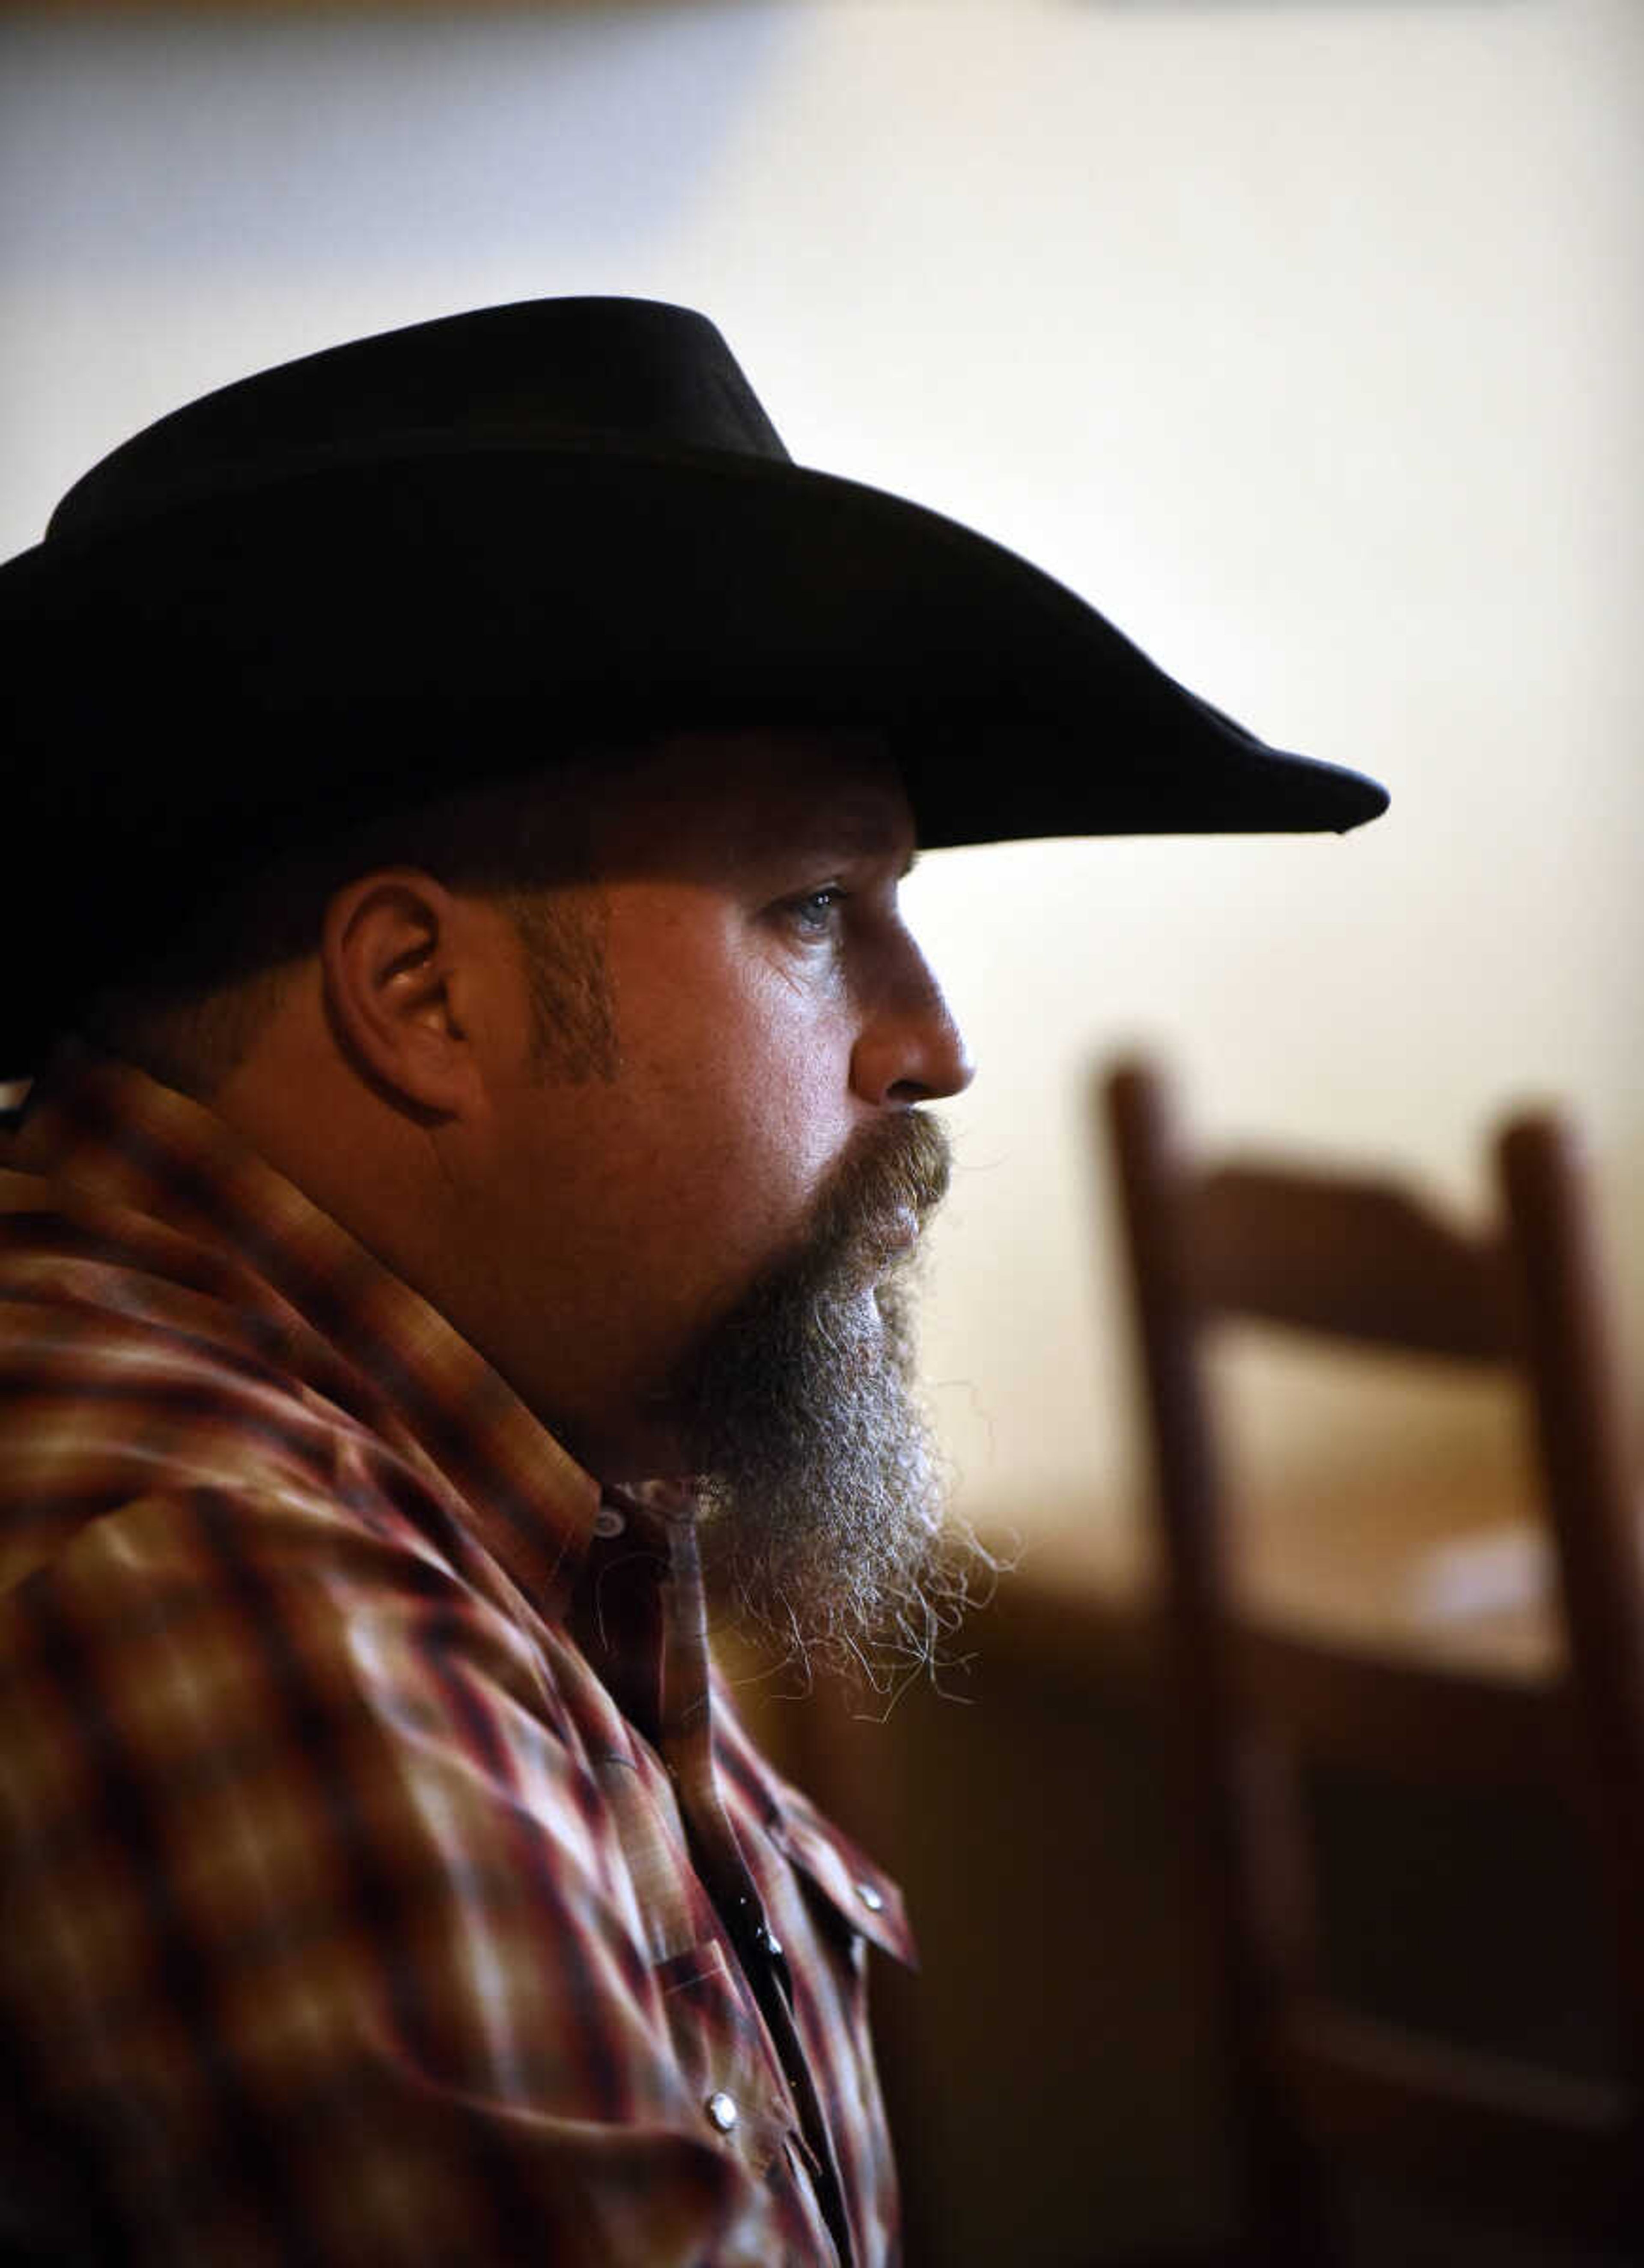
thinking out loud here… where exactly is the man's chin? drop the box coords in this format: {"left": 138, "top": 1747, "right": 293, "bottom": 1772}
{"left": 663, "top": 1109, "right": 989, "bottom": 1690}
{"left": 684, "top": 1274, "right": 965, "bottom": 1689}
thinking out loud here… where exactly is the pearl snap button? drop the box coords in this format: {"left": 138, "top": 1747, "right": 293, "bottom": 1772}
{"left": 590, "top": 1505, "right": 626, "bottom": 1539}
{"left": 855, "top": 1880, "right": 885, "bottom": 1914}
{"left": 705, "top": 2091, "right": 739, "bottom": 2134}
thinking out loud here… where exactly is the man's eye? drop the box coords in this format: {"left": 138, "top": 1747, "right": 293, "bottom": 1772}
{"left": 785, "top": 887, "right": 846, "bottom": 937}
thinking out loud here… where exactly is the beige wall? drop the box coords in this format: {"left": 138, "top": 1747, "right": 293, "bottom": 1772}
{"left": 4, "top": 0, "right": 1641, "bottom": 1551}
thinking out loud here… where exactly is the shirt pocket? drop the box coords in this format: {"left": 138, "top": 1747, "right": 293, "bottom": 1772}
{"left": 594, "top": 1755, "right": 797, "bottom": 2175}
{"left": 651, "top": 1936, "right": 797, "bottom": 2178}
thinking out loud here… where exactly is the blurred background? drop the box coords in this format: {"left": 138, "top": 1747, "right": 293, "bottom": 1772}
{"left": 4, "top": 2, "right": 1642, "bottom": 2260}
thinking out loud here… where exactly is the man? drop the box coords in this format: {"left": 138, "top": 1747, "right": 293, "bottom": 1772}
{"left": 0, "top": 299, "right": 1385, "bottom": 2265}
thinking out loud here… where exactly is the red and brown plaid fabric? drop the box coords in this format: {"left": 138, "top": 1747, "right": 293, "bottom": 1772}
{"left": 0, "top": 1050, "right": 913, "bottom": 2266}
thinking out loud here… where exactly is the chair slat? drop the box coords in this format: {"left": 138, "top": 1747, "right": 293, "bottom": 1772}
{"left": 1186, "top": 1165, "right": 1517, "bottom": 1358}
{"left": 1282, "top": 2001, "right": 1644, "bottom": 2231}
{"left": 1227, "top": 1623, "right": 1578, "bottom": 1785}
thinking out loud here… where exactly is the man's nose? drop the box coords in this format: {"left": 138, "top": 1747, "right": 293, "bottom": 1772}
{"left": 850, "top": 944, "right": 975, "bottom": 1108}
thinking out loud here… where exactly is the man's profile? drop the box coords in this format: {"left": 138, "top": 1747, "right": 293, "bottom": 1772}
{"left": 0, "top": 298, "right": 1385, "bottom": 2264}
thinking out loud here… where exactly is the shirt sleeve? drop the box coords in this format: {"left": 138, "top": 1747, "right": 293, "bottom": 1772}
{"left": 0, "top": 1486, "right": 843, "bottom": 2267}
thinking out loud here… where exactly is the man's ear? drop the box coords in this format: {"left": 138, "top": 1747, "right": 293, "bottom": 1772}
{"left": 320, "top": 869, "right": 491, "bottom": 1119}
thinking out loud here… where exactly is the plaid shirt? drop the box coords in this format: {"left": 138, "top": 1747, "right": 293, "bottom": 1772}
{"left": 0, "top": 1051, "right": 912, "bottom": 2267}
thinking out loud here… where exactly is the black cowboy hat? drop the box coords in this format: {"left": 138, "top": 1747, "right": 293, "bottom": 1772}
{"left": 0, "top": 296, "right": 1386, "bottom": 1077}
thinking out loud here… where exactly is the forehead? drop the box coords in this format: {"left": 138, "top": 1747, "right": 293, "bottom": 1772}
{"left": 588, "top": 728, "right": 916, "bottom": 878}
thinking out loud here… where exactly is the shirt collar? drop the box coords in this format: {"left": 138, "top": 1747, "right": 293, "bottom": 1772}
{"left": 9, "top": 1043, "right": 605, "bottom": 1620}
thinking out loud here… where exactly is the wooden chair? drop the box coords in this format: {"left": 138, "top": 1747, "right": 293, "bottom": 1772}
{"left": 1101, "top": 1057, "right": 1644, "bottom": 2264}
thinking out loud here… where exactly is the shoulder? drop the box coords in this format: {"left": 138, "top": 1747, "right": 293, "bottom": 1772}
{"left": 0, "top": 1188, "right": 473, "bottom": 1600}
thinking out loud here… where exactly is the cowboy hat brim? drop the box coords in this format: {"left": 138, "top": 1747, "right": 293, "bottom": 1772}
{"left": 3, "top": 426, "right": 1388, "bottom": 836}
{"left": 0, "top": 407, "right": 1386, "bottom": 1075}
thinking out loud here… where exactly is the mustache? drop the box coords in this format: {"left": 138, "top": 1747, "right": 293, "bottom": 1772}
{"left": 810, "top": 1109, "right": 953, "bottom": 1264}
{"left": 670, "top": 1108, "right": 950, "bottom": 1499}
{"left": 676, "top": 1109, "right": 953, "bottom": 1425}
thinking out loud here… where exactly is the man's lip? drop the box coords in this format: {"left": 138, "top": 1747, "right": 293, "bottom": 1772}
{"left": 842, "top": 1207, "right": 921, "bottom": 1294}
{"left": 869, "top": 1206, "right": 920, "bottom": 1270}
{"left": 881, "top": 1205, "right": 919, "bottom": 1254}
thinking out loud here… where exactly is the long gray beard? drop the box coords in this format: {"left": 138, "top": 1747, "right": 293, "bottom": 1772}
{"left": 674, "top": 1113, "right": 989, "bottom": 1697}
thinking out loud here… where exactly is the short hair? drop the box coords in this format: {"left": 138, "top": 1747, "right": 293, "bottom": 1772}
{"left": 78, "top": 748, "right": 641, "bottom": 1098}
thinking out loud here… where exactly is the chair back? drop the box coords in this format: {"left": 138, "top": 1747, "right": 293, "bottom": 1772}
{"left": 1102, "top": 1057, "right": 1644, "bottom": 2261}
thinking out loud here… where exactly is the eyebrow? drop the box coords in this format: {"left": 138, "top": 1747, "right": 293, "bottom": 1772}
{"left": 805, "top": 799, "right": 920, "bottom": 874}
